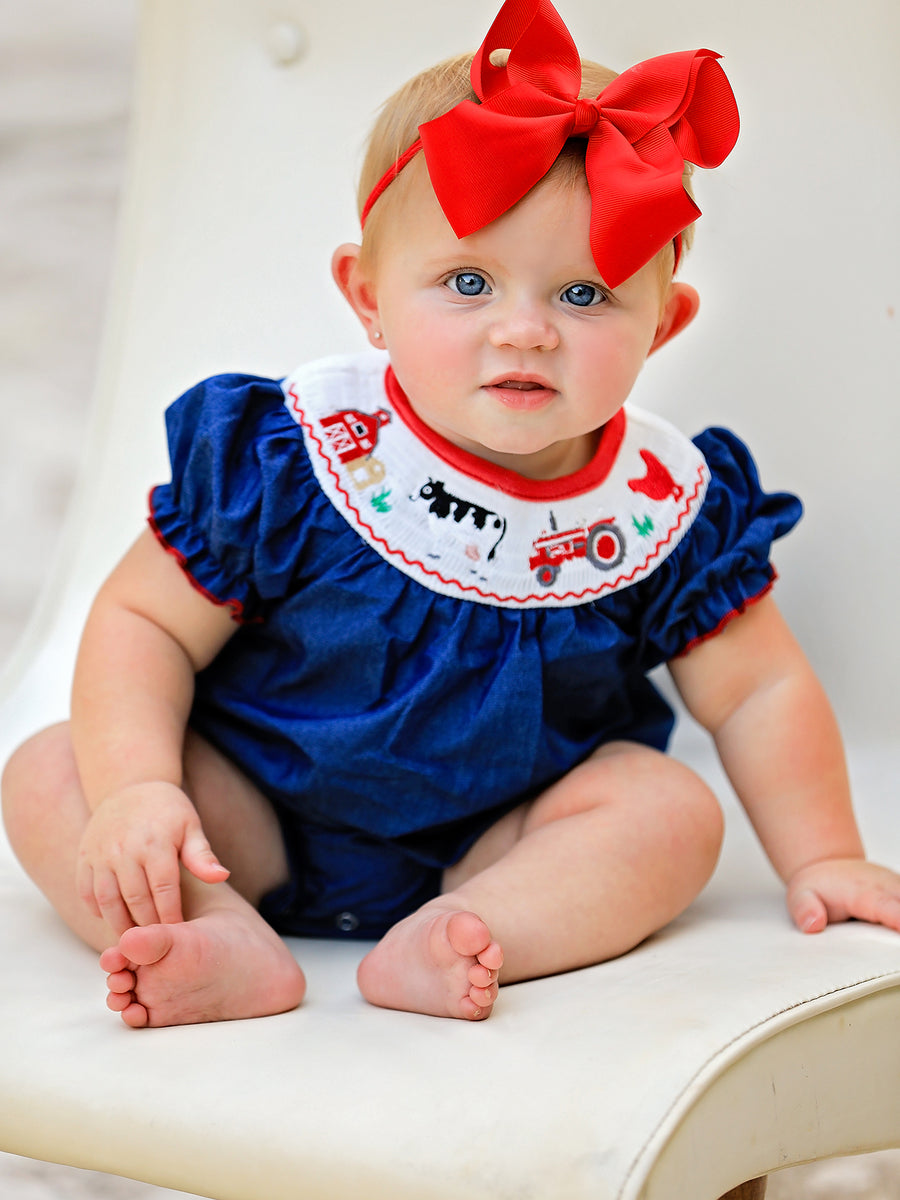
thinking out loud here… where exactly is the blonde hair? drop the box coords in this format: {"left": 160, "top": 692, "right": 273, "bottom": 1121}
{"left": 357, "top": 51, "right": 696, "bottom": 281}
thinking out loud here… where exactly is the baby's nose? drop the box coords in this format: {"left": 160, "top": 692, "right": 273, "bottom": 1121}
{"left": 488, "top": 303, "right": 559, "bottom": 351}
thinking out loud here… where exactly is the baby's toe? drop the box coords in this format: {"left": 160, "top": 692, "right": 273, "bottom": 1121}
{"left": 99, "top": 945, "right": 130, "bottom": 974}
{"left": 106, "top": 968, "right": 135, "bottom": 994}
{"left": 468, "top": 962, "right": 497, "bottom": 988}
{"left": 445, "top": 911, "right": 493, "bottom": 958}
{"left": 470, "top": 982, "right": 498, "bottom": 1009}
{"left": 461, "top": 996, "right": 490, "bottom": 1021}
{"left": 477, "top": 940, "right": 504, "bottom": 973}
{"left": 120, "top": 1001, "right": 150, "bottom": 1029}
{"left": 106, "top": 988, "right": 133, "bottom": 1013}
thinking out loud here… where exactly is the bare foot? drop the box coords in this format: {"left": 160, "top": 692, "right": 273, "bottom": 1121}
{"left": 100, "top": 904, "right": 306, "bottom": 1027}
{"left": 356, "top": 903, "right": 503, "bottom": 1020}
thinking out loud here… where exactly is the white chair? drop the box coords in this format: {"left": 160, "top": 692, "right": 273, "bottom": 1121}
{"left": 1, "top": 3, "right": 898, "bottom": 1198}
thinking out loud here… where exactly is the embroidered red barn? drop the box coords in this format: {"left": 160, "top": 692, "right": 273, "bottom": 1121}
{"left": 321, "top": 408, "right": 391, "bottom": 464}
{"left": 628, "top": 450, "right": 683, "bottom": 502}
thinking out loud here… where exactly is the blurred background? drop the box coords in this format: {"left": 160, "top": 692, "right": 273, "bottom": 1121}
{"left": 0, "top": 2, "right": 898, "bottom": 1197}
{"left": 0, "top": 2, "right": 134, "bottom": 666}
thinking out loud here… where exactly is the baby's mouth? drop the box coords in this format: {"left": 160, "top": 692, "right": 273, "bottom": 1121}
{"left": 484, "top": 376, "right": 557, "bottom": 411}
{"left": 485, "top": 373, "right": 555, "bottom": 391}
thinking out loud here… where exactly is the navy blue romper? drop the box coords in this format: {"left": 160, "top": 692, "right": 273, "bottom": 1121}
{"left": 149, "top": 353, "right": 802, "bottom": 939}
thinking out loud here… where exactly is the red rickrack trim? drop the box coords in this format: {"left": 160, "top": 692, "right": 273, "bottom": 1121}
{"left": 676, "top": 569, "right": 777, "bottom": 657}
{"left": 147, "top": 487, "right": 258, "bottom": 624}
{"left": 287, "top": 381, "right": 707, "bottom": 608}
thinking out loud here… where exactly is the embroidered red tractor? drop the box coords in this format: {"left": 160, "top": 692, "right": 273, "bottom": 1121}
{"left": 530, "top": 517, "right": 626, "bottom": 588}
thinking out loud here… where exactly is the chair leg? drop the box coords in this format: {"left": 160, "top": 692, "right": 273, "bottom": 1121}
{"left": 717, "top": 1178, "right": 767, "bottom": 1200}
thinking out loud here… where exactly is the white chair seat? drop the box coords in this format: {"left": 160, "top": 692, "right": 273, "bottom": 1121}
{"left": 2, "top": 737, "right": 899, "bottom": 1199}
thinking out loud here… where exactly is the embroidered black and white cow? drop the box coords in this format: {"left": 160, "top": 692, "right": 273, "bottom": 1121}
{"left": 414, "top": 479, "right": 507, "bottom": 562}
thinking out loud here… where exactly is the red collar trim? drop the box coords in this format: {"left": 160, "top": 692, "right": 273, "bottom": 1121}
{"left": 384, "top": 366, "right": 625, "bottom": 501}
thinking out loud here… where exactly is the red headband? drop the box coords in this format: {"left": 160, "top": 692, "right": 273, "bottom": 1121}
{"left": 361, "top": 0, "right": 740, "bottom": 288}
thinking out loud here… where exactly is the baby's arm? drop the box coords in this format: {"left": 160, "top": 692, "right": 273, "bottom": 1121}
{"left": 72, "top": 528, "right": 238, "bottom": 935}
{"left": 669, "top": 596, "right": 900, "bottom": 934}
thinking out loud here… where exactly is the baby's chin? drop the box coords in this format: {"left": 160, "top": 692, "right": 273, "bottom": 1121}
{"left": 469, "top": 431, "right": 599, "bottom": 482}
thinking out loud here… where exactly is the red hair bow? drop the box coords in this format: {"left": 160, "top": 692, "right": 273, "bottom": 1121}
{"left": 410, "top": 0, "right": 739, "bottom": 288}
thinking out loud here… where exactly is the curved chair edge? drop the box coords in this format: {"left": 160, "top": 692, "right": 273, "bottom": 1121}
{"left": 633, "top": 981, "right": 900, "bottom": 1199}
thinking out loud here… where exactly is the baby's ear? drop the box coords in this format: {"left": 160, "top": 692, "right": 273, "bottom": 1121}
{"left": 649, "top": 283, "right": 700, "bottom": 355}
{"left": 332, "top": 244, "right": 384, "bottom": 349}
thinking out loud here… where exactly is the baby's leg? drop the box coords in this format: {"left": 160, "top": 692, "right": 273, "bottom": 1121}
{"left": 1, "top": 724, "right": 305, "bottom": 1026}
{"left": 357, "top": 742, "right": 723, "bottom": 1018}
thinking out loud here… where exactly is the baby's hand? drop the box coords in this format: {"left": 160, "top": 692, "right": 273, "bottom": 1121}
{"left": 76, "top": 781, "right": 230, "bottom": 935}
{"left": 787, "top": 858, "right": 900, "bottom": 935}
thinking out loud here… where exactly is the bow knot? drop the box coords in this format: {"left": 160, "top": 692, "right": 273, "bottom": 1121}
{"left": 415, "top": 0, "right": 740, "bottom": 287}
{"left": 571, "top": 98, "right": 602, "bottom": 137}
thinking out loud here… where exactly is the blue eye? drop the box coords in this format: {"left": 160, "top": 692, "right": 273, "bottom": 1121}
{"left": 561, "top": 283, "right": 603, "bottom": 307}
{"left": 447, "top": 271, "right": 490, "bottom": 296}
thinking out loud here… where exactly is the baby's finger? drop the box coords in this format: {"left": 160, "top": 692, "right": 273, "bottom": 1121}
{"left": 847, "top": 888, "right": 900, "bottom": 934}
{"left": 92, "top": 866, "right": 137, "bottom": 937}
{"left": 76, "top": 859, "right": 102, "bottom": 919}
{"left": 145, "top": 859, "right": 185, "bottom": 925}
{"left": 109, "top": 861, "right": 161, "bottom": 929}
{"left": 180, "top": 829, "right": 230, "bottom": 886}
{"left": 786, "top": 885, "right": 828, "bottom": 934}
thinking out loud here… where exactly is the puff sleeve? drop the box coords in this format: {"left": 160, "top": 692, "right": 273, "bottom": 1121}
{"left": 637, "top": 427, "right": 803, "bottom": 663}
{"left": 148, "top": 373, "right": 314, "bottom": 621}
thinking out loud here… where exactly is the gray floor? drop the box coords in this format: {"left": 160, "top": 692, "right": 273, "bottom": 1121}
{"left": 1, "top": 3, "right": 898, "bottom": 1197}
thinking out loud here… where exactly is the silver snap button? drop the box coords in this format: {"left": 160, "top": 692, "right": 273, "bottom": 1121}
{"left": 335, "top": 911, "right": 359, "bottom": 933}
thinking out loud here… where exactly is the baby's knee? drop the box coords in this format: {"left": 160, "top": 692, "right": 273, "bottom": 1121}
{"left": 602, "top": 743, "right": 724, "bottom": 872}
{"left": 1, "top": 722, "right": 78, "bottom": 844}
{"left": 664, "top": 756, "right": 724, "bottom": 878}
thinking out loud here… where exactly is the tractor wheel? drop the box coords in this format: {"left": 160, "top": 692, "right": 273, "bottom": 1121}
{"left": 585, "top": 522, "right": 625, "bottom": 570}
